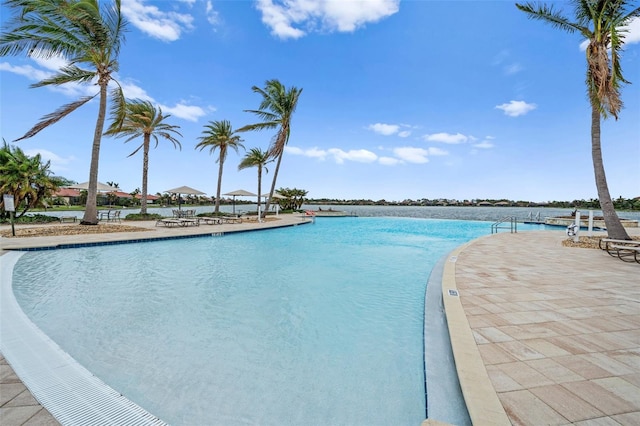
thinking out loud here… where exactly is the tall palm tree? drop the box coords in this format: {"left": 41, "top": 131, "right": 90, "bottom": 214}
{"left": 238, "top": 79, "right": 302, "bottom": 218}
{"left": 105, "top": 99, "right": 182, "bottom": 215}
{"left": 0, "top": 0, "right": 127, "bottom": 225}
{"left": 196, "top": 120, "right": 245, "bottom": 213}
{"left": 516, "top": 0, "right": 639, "bottom": 240}
{"left": 238, "top": 148, "right": 272, "bottom": 219}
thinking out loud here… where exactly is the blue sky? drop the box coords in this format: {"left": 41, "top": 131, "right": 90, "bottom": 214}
{"left": 1, "top": 0, "right": 639, "bottom": 203}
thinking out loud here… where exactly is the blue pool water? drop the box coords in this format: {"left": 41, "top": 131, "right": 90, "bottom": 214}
{"left": 12, "top": 217, "right": 519, "bottom": 425}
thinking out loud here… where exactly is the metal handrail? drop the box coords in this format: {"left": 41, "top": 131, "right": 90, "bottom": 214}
{"left": 491, "top": 216, "right": 518, "bottom": 234}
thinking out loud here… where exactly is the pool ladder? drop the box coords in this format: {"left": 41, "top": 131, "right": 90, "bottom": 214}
{"left": 491, "top": 216, "right": 518, "bottom": 234}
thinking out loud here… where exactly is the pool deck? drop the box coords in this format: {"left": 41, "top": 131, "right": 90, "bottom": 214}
{"left": 1, "top": 217, "right": 639, "bottom": 425}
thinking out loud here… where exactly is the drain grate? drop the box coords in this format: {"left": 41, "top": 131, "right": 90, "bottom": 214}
{"left": 1, "top": 252, "right": 167, "bottom": 426}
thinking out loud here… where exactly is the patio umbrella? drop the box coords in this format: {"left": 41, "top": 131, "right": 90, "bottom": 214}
{"left": 67, "top": 181, "right": 119, "bottom": 192}
{"left": 223, "top": 189, "right": 257, "bottom": 214}
{"left": 164, "top": 186, "right": 206, "bottom": 210}
{"left": 261, "top": 193, "right": 285, "bottom": 216}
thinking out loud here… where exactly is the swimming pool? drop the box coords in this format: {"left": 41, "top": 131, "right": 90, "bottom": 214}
{"left": 11, "top": 217, "right": 496, "bottom": 425}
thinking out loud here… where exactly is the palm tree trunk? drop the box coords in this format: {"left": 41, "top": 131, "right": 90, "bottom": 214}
{"left": 141, "top": 135, "right": 150, "bottom": 215}
{"left": 263, "top": 152, "right": 283, "bottom": 218}
{"left": 215, "top": 158, "right": 224, "bottom": 213}
{"left": 81, "top": 81, "right": 108, "bottom": 225}
{"left": 591, "top": 104, "right": 630, "bottom": 240}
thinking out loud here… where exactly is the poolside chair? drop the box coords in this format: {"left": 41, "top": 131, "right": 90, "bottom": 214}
{"left": 599, "top": 238, "right": 640, "bottom": 263}
{"left": 108, "top": 210, "right": 121, "bottom": 223}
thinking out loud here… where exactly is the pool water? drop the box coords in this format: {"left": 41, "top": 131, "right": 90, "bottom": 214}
{"left": 13, "top": 217, "right": 494, "bottom": 425}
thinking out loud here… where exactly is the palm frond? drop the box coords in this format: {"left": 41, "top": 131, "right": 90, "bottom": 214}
{"left": 14, "top": 94, "right": 96, "bottom": 141}
{"left": 31, "top": 64, "right": 96, "bottom": 87}
{"left": 516, "top": 2, "right": 586, "bottom": 34}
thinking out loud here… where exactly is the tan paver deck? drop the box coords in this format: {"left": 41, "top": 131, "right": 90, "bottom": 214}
{"left": 444, "top": 229, "right": 640, "bottom": 426}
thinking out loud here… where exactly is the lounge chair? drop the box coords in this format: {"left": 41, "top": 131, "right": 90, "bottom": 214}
{"left": 220, "top": 215, "right": 242, "bottom": 224}
{"left": 199, "top": 216, "right": 223, "bottom": 225}
{"left": 599, "top": 238, "right": 640, "bottom": 263}
{"left": 155, "top": 218, "right": 199, "bottom": 227}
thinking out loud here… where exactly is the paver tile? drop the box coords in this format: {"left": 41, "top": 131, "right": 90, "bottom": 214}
{"left": 592, "top": 376, "right": 640, "bottom": 407}
{"left": 486, "top": 364, "right": 522, "bottom": 392}
{"left": 499, "top": 389, "right": 568, "bottom": 426}
{"left": 477, "top": 343, "right": 518, "bottom": 365}
{"left": 496, "top": 361, "right": 555, "bottom": 388}
{"left": 562, "top": 380, "right": 636, "bottom": 415}
{"left": 496, "top": 341, "right": 546, "bottom": 361}
{"left": 529, "top": 384, "right": 604, "bottom": 422}
{"left": 610, "top": 412, "right": 640, "bottom": 426}
{"left": 525, "top": 358, "right": 584, "bottom": 384}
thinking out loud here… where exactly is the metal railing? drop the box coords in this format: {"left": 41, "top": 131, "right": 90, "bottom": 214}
{"left": 491, "top": 216, "right": 518, "bottom": 234}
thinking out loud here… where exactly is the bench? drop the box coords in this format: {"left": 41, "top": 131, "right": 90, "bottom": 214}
{"left": 59, "top": 216, "right": 77, "bottom": 223}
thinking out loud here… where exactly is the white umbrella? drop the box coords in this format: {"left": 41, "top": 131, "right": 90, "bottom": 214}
{"left": 164, "top": 186, "right": 206, "bottom": 210}
{"left": 223, "top": 189, "right": 257, "bottom": 214}
{"left": 67, "top": 181, "right": 119, "bottom": 192}
{"left": 261, "top": 193, "right": 285, "bottom": 216}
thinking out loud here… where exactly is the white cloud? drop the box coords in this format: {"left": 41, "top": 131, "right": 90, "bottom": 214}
{"left": 393, "top": 147, "right": 429, "bottom": 164}
{"left": 160, "top": 102, "right": 207, "bottom": 122}
{"left": 205, "top": 0, "right": 220, "bottom": 25}
{"left": 378, "top": 156, "right": 401, "bottom": 165}
{"left": 505, "top": 63, "right": 523, "bottom": 75}
{"left": 121, "top": 0, "right": 194, "bottom": 42}
{"left": 0, "top": 61, "right": 51, "bottom": 81}
{"left": 495, "top": 100, "right": 537, "bottom": 117}
{"left": 423, "top": 132, "right": 468, "bottom": 144}
{"left": 328, "top": 148, "right": 378, "bottom": 164}
{"left": 285, "top": 146, "right": 328, "bottom": 160}
{"left": 23, "top": 149, "right": 75, "bottom": 173}
{"left": 624, "top": 17, "right": 640, "bottom": 44}
{"left": 427, "top": 147, "right": 448, "bottom": 156}
{"left": 32, "top": 56, "right": 69, "bottom": 72}
{"left": 398, "top": 130, "right": 411, "bottom": 138}
{"left": 120, "top": 80, "right": 154, "bottom": 101}
{"left": 286, "top": 146, "right": 377, "bottom": 164}
{"left": 256, "top": 0, "right": 399, "bottom": 39}
{"left": 367, "top": 123, "right": 399, "bottom": 135}
{"left": 473, "top": 141, "right": 494, "bottom": 149}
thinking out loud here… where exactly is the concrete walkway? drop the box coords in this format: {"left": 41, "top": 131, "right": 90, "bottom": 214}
{"left": 442, "top": 229, "right": 640, "bottom": 425}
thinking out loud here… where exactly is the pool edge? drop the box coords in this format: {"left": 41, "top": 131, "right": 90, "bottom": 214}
{"left": 0, "top": 251, "right": 168, "bottom": 425}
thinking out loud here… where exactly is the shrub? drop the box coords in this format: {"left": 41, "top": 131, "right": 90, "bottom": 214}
{"left": 125, "top": 213, "right": 162, "bottom": 221}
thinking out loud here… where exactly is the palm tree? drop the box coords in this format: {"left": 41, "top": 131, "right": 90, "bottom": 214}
{"left": 516, "top": 0, "right": 639, "bottom": 240}
{"left": 105, "top": 99, "right": 182, "bottom": 215}
{"left": 0, "top": 141, "right": 63, "bottom": 219}
{"left": 0, "top": 0, "right": 127, "bottom": 225}
{"left": 238, "top": 79, "right": 302, "bottom": 218}
{"left": 238, "top": 148, "right": 272, "bottom": 219}
{"left": 196, "top": 120, "right": 245, "bottom": 213}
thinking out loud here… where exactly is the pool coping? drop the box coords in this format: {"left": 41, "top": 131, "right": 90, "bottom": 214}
{"left": 440, "top": 236, "right": 511, "bottom": 425}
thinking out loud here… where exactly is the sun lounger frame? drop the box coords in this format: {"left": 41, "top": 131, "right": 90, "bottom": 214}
{"left": 155, "top": 218, "right": 199, "bottom": 228}
{"left": 599, "top": 238, "right": 640, "bottom": 263}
